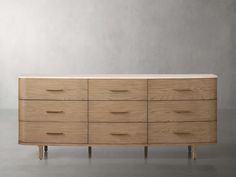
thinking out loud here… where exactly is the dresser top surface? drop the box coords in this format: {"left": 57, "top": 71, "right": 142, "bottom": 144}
{"left": 19, "top": 74, "right": 217, "bottom": 79}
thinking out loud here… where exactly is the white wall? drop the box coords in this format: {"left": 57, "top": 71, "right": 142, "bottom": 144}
{"left": 0, "top": 0, "right": 235, "bottom": 109}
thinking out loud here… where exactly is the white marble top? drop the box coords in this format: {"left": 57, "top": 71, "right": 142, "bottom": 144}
{"left": 19, "top": 74, "right": 217, "bottom": 79}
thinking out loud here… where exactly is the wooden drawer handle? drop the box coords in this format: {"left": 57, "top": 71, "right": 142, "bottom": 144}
{"left": 110, "top": 90, "right": 129, "bottom": 92}
{"left": 174, "top": 110, "right": 192, "bottom": 114}
{"left": 174, "top": 89, "right": 192, "bottom": 92}
{"left": 46, "top": 111, "right": 64, "bottom": 114}
{"left": 173, "top": 131, "right": 191, "bottom": 135}
{"left": 46, "top": 132, "right": 64, "bottom": 135}
{"left": 46, "top": 89, "right": 64, "bottom": 92}
{"left": 110, "top": 133, "right": 129, "bottom": 136}
{"left": 110, "top": 111, "right": 129, "bottom": 114}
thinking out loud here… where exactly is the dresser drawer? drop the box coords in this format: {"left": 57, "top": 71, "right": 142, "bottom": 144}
{"left": 89, "top": 80, "right": 147, "bottom": 100}
{"left": 149, "top": 100, "right": 216, "bottom": 122}
{"left": 148, "top": 122, "right": 216, "bottom": 144}
{"left": 89, "top": 101, "right": 147, "bottom": 122}
{"left": 19, "top": 78, "right": 87, "bottom": 100}
{"left": 148, "top": 79, "right": 217, "bottom": 100}
{"left": 19, "top": 100, "right": 87, "bottom": 122}
{"left": 19, "top": 122, "right": 87, "bottom": 144}
{"left": 89, "top": 123, "right": 147, "bottom": 144}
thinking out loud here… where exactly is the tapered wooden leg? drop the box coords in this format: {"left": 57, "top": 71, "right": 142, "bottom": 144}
{"left": 44, "top": 146, "right": 48, "bottom": 152}
{"left": 38, "top": 145, "right": 43, "bottom": 160}
{"left": 144, "top": 146, "right": 148, "bottom": 158}
{"left": 191, "top": 145, "right": 197, "bottom": 160}
{"left": 88, "top": 146, "right": 92, "bottom": 158}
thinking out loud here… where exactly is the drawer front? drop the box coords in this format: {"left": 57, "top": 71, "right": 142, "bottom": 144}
{"left": 89, "top": 101, "right": 147, "bottom": 122}
{"left": 19, "top": 79, "right": 87, "bottom": 100}
{"left": 149, "top": 100, "right": 216, "bottom": 122}
{"left": 89, "top": 123, "right": 147, "bottom": 144}
{"left": 89, "top": 80, "right": 147, "bottom": 100}
{"left": 19, "top": 122, "right": 87, "bottom": 144}
{"left": 148, "top": 79, "right": 217, "bottom": 100}
{"left": 19, "top": 100, "right": 87, "bottom": 122}
{"left": 148, "top": 122, "right": 216, "bottom": 144}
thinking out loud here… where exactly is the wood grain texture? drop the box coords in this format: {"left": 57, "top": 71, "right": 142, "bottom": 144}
{"left": 19, "top": 122, "right": 87, "bottom": 144}
{"left": 148, "top": 100, "right": 216, "bottom": 122}
{"left": 148, "top": 122, "right": 216, "bottom": 144}
{"left": 19, "top": 78, "right": 87, "bottom": 100}
{"left": 148, "top": 78, "right": 217, "bottom": 100}
{"left": 19, "top": 100, "right": 87, "bottom": 122}
{"left": 89, "top": 80, "right": 147, "bottom": 100}
{"left": 89, "top": 101, "right": 147, "bottom": 122}
{"left": 89, "top": 123, "right": 147, "bottom": 144}
{"left": 18, "top": 76, "right": 218, "bottom": 157}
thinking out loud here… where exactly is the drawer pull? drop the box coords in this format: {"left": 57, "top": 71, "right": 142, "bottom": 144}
{"left": 46, "top": 111, "right": 64, "bottom": 114}
{"left": 174, "top": 110, "right": 192, "bottom": 114}
{"left": 173, "top": 131, "right": 191, "bottom": 135}
{"left": 110, "top": 133, "right": 129, "bottom": 136}
{"left": 110, "top": 90, "right": 129, "bottom": 92}
{"left": 110, "top": 111, "right": 129, "bottom": 114}
{"left": 46, "top": 89, "right": 64, "bottom": 92}
{"left": 174, "top": 89, "right": 192, "bottom": 92}
{"left": 46, "top": 132, "right": 64, "bottom": 135}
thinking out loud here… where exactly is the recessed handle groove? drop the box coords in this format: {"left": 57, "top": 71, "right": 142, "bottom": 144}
{"left": 110, "top": 133, "right": 129, "bottom": 136}
{"left": 174, "top": 89, "right": 192, "bottom": 92}
{"left": 46, "top": 132, "right": 64, "bottom": 135}
{"left": 173, "top": 131, "right": 191, "bottom": 135}
{"left": 110, "top": 90, "right": 129, "bottom": 92}
{"left": 46, "top": 111, "right": 64, "bottom": 114}
{"left": 174, "top": 110, "right": 192, "bottom": 114}
{"left": 110, "top": 111, "right": 129, "bottom": 114}
{"left": 46, "top": 89, "right": 64, "bottom": 92}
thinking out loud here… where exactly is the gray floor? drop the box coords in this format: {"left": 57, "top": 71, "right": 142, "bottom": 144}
{"left": 0, "top": 109, "right": 235, "bottom": 177}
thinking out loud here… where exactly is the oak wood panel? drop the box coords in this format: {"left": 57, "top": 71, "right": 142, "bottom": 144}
{"left": 148, "top": 78, "right": 217, "bottom": 100}
{"left": 19, "top": 78, "right": 87, "bottom": 100}
{"left": 148, "top": 122, "right": 216, "bottom": 144}
{"left": 89, "top": 123, "right": 147, "bottom": 144}
{"left": 89, "top": 80, "right": 147, "bottom": 100}
{"left": 89, "top": 101, "right": 147, "bottom": 122}
{"left": 148, "top": 100, "right": 216, "bottom": 122}
{"left": 19, "top": 122, "right": 87, "bottom": 144}
{"left": 19, "top": 100, "right": 87, "bottom": 122}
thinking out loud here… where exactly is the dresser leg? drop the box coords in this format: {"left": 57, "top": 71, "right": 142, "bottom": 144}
{"left": 44, "top": 146, "right": 48, "bottom": 152}
{"left": 88, "top": 146, "right": 92, "bottom": 158}
{"left": 144, "top": 146, "right": 148, "bottom": 158}
{"left": 38, "top": 145, "right": 43, "bottom": 160}
{"left": 188, "top": 145, "right": 192, "bottom": 158}
{"left": 191, "top": 145, "right": 197, "bottom": 160}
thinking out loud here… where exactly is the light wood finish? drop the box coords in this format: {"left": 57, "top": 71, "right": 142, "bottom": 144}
{"left": 19, "top": 100, "right": 87, "bottom": 122}
{"left": 148, "top": 79, "right": 217, "bottom": 100}
{"left": 89, "top": 80, "right": 147, "bottom": 100}
{"left": 18, "top": 74, "right": 217, "bottom": 160}
{"left": 20, "top": 122, "right": 87, "bottom": 144}
{"left": 38, "top": 145, "right": 43, "bottom": 160}
{"left": 148, "top": 122, "right": 216, "bottom": 144}
{"left": 89, "top": 123, "right": 147, "bottom": 144}
{"left": 89, "top": 101, "right": 147, "bottom": 122}
{"left": 148, "top": 100, "right": 216, "bottom": 122}
{"left": 19, "top": 78, "right": 87, "bottom": 100}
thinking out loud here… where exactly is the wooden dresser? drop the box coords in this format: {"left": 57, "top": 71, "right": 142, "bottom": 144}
{"left": 18, "top": 74, "right": 217, "bottom": 160}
